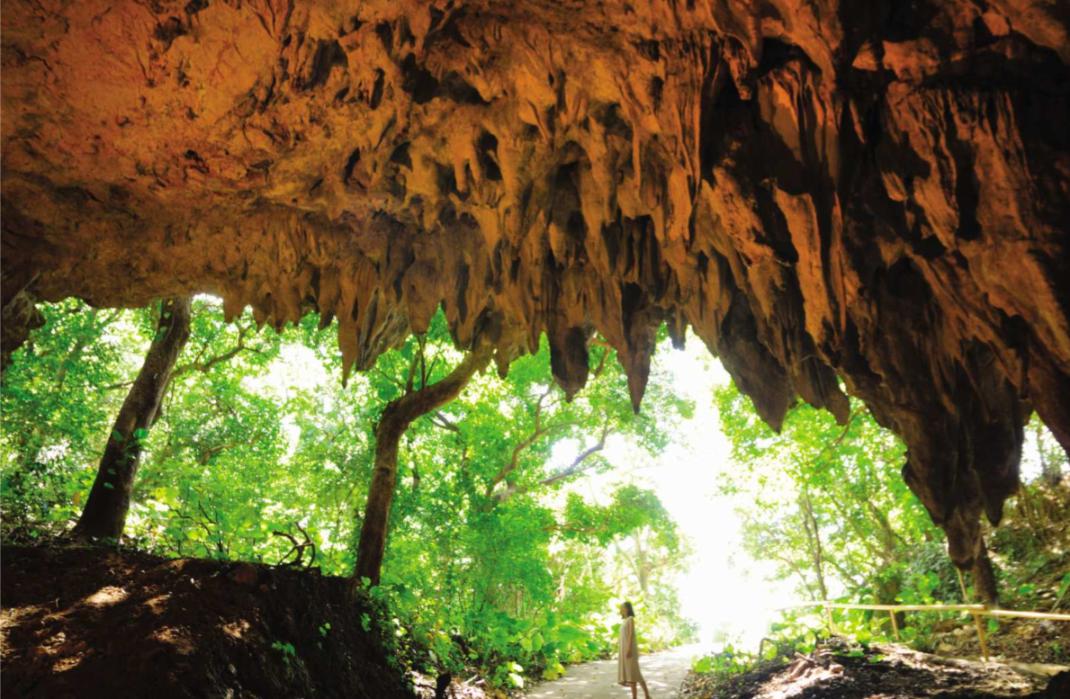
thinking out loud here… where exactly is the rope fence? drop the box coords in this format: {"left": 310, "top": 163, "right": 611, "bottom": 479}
{"left": 777, "top": 600, "right": 1070, "bottom": 661}
{"left": 777, "top": 567, "right": 1070, "bottom": 662}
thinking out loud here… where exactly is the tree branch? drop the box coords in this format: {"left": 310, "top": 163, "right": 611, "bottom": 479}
{"left": 483, "top": 387, "right": 556, "bottom": 499}
{"left": 102, "top": 379, "right": 137, "bottom": 392}
{"left": 494, "top": 422, "right": 611, "bottom": 504}
{"left": 380, "top": 345, "right": 494, "bottom": 443}
{"left": 406, "top": 336, "right": 425, "bottom": 393}
{"left": 174, "top": 324, "right": 253, "bottom": 378}
{"left": 536, "top": 423, "right": 610, "bottom": 489}
{"left": 430, "top": 411, "right": 461, "bottom": 433}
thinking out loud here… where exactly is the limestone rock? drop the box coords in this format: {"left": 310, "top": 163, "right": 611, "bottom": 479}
{"left": 2, "top": 1, "right": 1068, "bottom": 572}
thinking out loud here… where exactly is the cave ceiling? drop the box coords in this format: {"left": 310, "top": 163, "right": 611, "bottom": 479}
{"left": 2, "top": 0, "right": 1068, "bottom": 574}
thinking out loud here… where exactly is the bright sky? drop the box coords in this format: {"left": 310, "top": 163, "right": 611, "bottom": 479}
{"left": 254, "top": 330, "right": 801, "bottom": 646}
{"left": 251, "top": 323, "right": 1051, "bottom": 651}
{"left": 562, "top": 334, "right": 1053, "bottom": 649}
{"left": 563, "top": 334, "right": 796, "bottom": 649}
{"left": 252, "top": 329, "right": 798, "bottom": 646}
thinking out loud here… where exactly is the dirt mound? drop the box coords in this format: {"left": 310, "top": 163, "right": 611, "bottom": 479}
{"left": 680, "top": 639, "right": 1068, "bottom": 699}
{"left": 0, "top": 545, "right": 415, "bottom": 698}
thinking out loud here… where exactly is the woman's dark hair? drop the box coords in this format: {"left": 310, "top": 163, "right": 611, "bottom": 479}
{"left": 622, "top": 601, "right": 635, "bottom": 618}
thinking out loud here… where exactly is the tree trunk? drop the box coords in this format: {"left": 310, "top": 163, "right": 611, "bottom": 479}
{"left": 353, "top": 346, "right": 491, "bottom": 587}
{"left": 633, "top": 532, "right": 651, "bottom": 596}
{"left": 72, "top": 297, "right": 192, "bottom": 540}
{"left": 800, "top": 490, "right": 830, "bottom": 601}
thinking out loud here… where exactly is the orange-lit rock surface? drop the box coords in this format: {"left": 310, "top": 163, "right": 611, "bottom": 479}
{"left": 2, "top": 1, "right": 1068, "bottom": 578}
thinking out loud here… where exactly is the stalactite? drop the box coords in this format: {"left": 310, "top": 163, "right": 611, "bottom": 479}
{"left": 2, "top": 0, "right": 1068, "bottom": 575}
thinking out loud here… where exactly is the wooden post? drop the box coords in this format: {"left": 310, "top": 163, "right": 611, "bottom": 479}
{"left": 957, "top": 568, "right": 990, "bottom": 661}
{"left": 775, "top": 600, "right": 1067, "bottom": 666}
{"left": 972, "top": 612, "right": 990, "bottom": 661}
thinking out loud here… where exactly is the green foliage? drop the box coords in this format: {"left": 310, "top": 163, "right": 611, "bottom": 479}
{"left": 988, "top": 473, "right": 1070, "bottom": 617}
{"left": 691, "top": 615, "right": 829, "bottom": 683}
{"left": 691, "top": 644, "right": 756, "bottom": 680}
{"left": 714, "top": 381, "right": 948, "bottom": 608}
{"left": 713, "top": 381, "right": 957, "bottom": 651}
{"left": 1, "top": 301, "right": 150, "bottom": 535}
{"left": 714, "top": 379, "right": 1070, "bottom": 661}
{"left": 10, "top": 296, "right": 1066, "bottom": 684}
{"left": 359, "top": 327, "right": 693, "bottom": 682}
{"left": 1056, "top": 574, "right": 1070, "bottom": 610}
{"left": 2, "top": 298, "right": 694, "bottom": 688}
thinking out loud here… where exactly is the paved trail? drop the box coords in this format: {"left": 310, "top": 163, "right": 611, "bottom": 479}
{"left": 525, "top": 645, "right": 704, "bottom": 699}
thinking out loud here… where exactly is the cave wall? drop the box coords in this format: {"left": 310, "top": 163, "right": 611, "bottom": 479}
{"left": 2, "top": 0, "right": 1068, "bottom": 575}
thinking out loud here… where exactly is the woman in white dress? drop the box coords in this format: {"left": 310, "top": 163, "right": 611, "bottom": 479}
{"left": 617, "top": 601, "right": 652, "bottom": 699}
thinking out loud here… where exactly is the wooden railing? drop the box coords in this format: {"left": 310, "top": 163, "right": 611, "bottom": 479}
{"left": 778, "top": 600, "right": 1070, "bottom": 661}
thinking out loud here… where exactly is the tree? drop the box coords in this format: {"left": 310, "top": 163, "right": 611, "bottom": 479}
{"left": 346, "top": 328, "right": 693, "bottom": 677}
{"left": 354, "top": 336, "right": 493, "bottom": 586}
{"left": 72, "top": 297, "right": 192, "bottom": 539}
{"left": 2, "top": 301, "right": 696, "bottom": 685}
{"left": 715, "top": 382, "right": 948, "bottom": 605}
{"left": 1, "top": 300, "right": 133, "bottom": 535}
{"left": 126, "top": 299, "right": 286, "bottom": 558}
{"left": 1031, "top": 413, "right": 1068, "bottom": 487}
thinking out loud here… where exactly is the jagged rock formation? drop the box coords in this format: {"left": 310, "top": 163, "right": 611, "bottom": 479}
{"left": 2, "top": 0, "right": 1068, "bottom": 583}
{"left": 1, "top": 290, "right": 43, "bottom": 369}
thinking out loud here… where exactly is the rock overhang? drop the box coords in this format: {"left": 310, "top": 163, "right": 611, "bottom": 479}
{"left": 2, "top": 0, "right": 1068, "bottom": 583}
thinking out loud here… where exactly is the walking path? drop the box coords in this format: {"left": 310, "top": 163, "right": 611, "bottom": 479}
{"left": 525, "top": 645, "right": 704, "bottom": 699}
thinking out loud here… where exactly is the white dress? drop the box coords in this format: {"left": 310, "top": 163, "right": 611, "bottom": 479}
{"left": 617, "top": 616, "right": 644, "bottom": 685}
